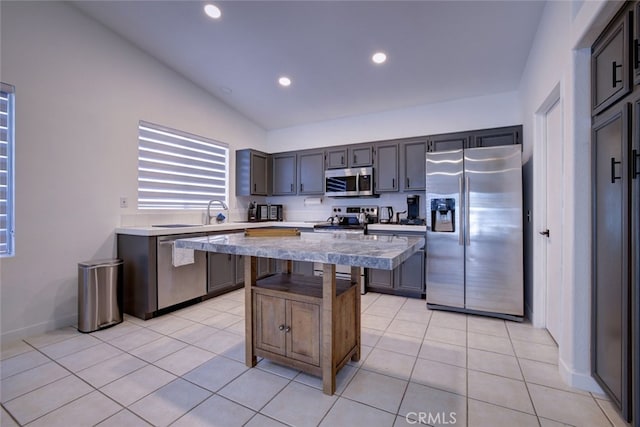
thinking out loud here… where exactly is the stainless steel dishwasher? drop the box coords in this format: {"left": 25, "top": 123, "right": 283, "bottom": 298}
{"left": 157, "top": 233, "right": 207, "bottom": 309}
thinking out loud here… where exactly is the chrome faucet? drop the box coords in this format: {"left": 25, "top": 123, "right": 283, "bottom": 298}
{"left": 206, "top": 199, "right": 229, "bottom": 224}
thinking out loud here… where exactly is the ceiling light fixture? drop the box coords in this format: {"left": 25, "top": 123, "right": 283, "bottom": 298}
{"left": 372, "top": 52, "right": 387, "bottom": 64}
{"left": 204, "top": 4, "right": 222, "bottom": 19}
{"left": 278, "top": 76, "right": 292, "bottom": 87}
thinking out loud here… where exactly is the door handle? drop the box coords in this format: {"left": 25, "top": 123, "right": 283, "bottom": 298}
{"left": 635, "top": 40, "right": 640, "bottom": 69}
{"left": 633, "top": 149, "right": 639, "bottom": 179}
{"left": 539, "top": 229, "right": 550, "bottom": 237}
{"left": 612, "top": 61, "right": 623, "bottom": 87}
{"left": 458, "top": 176, "right": 464, "bottom": 246}
{"left": 465, "top": 176, "right": 470, "bottom": 246}
{"left": 611, "top": 157, "right": 622, "bottom": 183}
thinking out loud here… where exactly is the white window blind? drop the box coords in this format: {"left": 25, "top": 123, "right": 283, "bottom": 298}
{"left": 0, "top": 83, "right": 15, "bottom": 257}
{"left": 138, "top": 121, "right": 229, "bottom": 210}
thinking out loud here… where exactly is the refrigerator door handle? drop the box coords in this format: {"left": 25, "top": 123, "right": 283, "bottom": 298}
{"left": 458, "top": 176, "right": 464, "bottom": 246}
{"left": 465, "top": 176, "right": 470, "bottom": 245}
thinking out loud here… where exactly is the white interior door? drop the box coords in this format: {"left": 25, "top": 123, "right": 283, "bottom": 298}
{"left": 544, "top": 98, "right": 563, "bottom": 343}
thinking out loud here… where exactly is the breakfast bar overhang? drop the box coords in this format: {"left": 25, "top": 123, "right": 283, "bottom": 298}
{"left": 176, "top": 231, "right": 424, "bottom": 395}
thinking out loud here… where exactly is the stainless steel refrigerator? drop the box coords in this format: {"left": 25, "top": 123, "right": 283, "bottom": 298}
{"left": 425, "top": 145, "right": 523, "bottom": 319}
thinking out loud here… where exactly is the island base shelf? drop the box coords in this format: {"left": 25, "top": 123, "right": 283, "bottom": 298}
{"left": 245, "top": 260, "right": 361, "bottom": 395}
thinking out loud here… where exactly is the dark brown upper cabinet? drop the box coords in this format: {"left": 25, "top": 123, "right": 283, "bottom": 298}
{"left": 634, "top": 2, "right": 640, "bottom": 86}
{"left": 374, "top": 143, "right": 399, "bottom": 192}
{"left": 470, "top": 126, "right": 520, "bottom": 148}
{"left": 349, "top": 145, "right": 373, "bottom": 167}
{"left": 427, "top": 132, "right": 468, "bottom": 152}
{"left": 402, "top": 140, "right": 427, "bottom": 191}
{"left": 592, "top": 9, "right": 631, "bottom": 115}
{"left": 272, "top": 152, "right": 297, "bottom": 195}
{"left": 326, "top": 148, "right": 347, "bottom": 169}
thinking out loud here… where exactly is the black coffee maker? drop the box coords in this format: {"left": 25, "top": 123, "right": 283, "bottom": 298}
{"left": 401, "top": 195, "right": 425, "bottom": 225}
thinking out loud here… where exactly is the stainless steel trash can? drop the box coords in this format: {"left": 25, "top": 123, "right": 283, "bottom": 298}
{"left": 78, "top": 259, "right": 123, "bottom": 333}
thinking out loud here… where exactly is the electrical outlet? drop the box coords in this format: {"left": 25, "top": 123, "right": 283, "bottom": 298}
{"left": 120, "top": 197, "right": 128, "bottom": 208}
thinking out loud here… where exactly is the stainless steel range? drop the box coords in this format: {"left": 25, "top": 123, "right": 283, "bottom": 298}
{"left": 312, "top": 205, "right": 377, "bottom": 294}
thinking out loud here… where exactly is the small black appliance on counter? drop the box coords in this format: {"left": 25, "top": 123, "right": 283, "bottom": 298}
{"left": 248, "top": 202, "right": 283, "bottom": 222}
{"left": 400, "top": 195, "right": 426, "bottom": 225}
{"left": 248, "top": 201, "right": 257, "bottom": 222}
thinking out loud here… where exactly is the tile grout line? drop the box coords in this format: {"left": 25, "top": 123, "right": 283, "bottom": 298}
{"left": 505, "top": 319, "right": 543, "bottom": 425}
{"left": 4, "top": 339, "right": 127, "bottom": 427}
{"left": 2, "top": 291, "right": 622, "bottom": 427}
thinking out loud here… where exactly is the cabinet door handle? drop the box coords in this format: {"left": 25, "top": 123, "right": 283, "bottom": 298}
{"left": 612, "top": 61, "right": 623, "bottom": 87}
{"left": 539, "top": 229, "right": 550, "bottom": 237}
{"left": 353, "top": 154, "right": 357, "bottom": 163}
{"left": 290, "top": 183, "right": 294, "bottom": 192}
{"left": 285, "top": 326, "right": 291, "bottom": 333}
{"left": 611, "top": 157, "right": 622, "bottom": 183}
{"left": 635, "top": 40, "right": 640, "bottom": 69}
{"left": 392, "top": 178, "right": 395, "bottom": 188}
{"left": 300, "top": 183, "right": 304, "bottom": 192}
{"left": 633, "top": 150, "right": 639, "bottom": 178}
{"left": 406, "top": 178, "right": 410, "bottom": 188}
{"left": 279, "top": 325, "right": 285, "bottom": 331}
{"left": 254, "top": 183, "right": 257, "bottom": 192}
{"left": 341, "top": 155, "right": 344, "bottom": 164}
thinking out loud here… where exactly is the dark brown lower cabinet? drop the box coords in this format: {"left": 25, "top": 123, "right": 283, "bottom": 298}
{"left": 592, "top": 102, "right": 632, "bottom": 421}
{"left": 632, "top": 95, "right": 640, "bottom": 427}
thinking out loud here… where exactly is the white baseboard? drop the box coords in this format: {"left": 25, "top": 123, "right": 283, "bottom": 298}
{"left": 1, "top": 314, "right": 76, "bottom": 346}
{"left": 558, "top": 356, "right": 605, "bottom": 395}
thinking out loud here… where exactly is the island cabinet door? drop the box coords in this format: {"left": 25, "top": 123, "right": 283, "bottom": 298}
{"left": 255, "top": 293, "right": 287, "bottom": 356}
{"left": 286, "top": 300, "right": 321, "bottom": 366}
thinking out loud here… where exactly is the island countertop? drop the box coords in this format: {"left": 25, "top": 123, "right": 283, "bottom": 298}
{"left": 175, "top": 231, "right": 424, "bottom": 270}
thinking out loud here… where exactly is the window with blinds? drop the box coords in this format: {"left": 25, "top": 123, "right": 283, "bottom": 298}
{"left": 0, "top": 83, "right": 15, "bottom": 257}
{"left": 138, "top": 121, "right": 229, "bottom": 210}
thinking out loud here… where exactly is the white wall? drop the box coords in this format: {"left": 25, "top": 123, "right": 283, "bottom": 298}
{"left": 265, "top": 83, "right": 523, "bottom": 231}
{"left": 0, "top": 1, "right": 267, "bottom": 342}
{"left": 266, "top": 91, "right": 521, "bottom": 152}
{"left": 517, "top": 0, "right": 620, "bottom": 392}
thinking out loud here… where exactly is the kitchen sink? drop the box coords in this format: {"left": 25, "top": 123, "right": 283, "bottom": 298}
{"left": 151, "top": 224, "right": 201, "bottom": 228}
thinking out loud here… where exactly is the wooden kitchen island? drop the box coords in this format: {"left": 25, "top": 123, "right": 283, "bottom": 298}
{"left": 176, "top": 231, "right": 424, "bottom": 395}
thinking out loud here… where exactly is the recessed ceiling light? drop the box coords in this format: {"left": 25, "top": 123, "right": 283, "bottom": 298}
{"left": 204, "top": 4, "right": 222, "bottom": 19}
{"left": 278, "top": 76, "right": 292, "bottom": 87}
{"left": 372, "top": 52, "right": 387, "bottom": 64}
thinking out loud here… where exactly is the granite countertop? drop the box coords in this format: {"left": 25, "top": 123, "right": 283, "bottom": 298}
{"left": 175, "top": 232, "right": 425, "bottom": 270}
{"left": 115, "top": 221, "right": 425, "bottom": 236}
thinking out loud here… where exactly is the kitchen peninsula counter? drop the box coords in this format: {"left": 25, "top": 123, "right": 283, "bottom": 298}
{"left": 176, "top": 232, "right": 424, "bottom": 394}
{"left": 175, "top": 232, "right": 424, "bottom": 270}
{"left": 115, "top": 221, "right": 426, "bottom": 236}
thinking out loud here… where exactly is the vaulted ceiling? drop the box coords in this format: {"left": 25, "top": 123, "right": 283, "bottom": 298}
{"left": 73, "top": 1, "right": 546, "bottom": 130}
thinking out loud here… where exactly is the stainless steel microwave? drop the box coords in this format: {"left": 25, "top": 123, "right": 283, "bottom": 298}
{"left": 325, "top": 167, "right": 374, "bottom": 197}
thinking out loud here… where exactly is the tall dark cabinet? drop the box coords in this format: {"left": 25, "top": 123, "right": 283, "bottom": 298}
{"left": 591, "top": 103, "right": 631, "bottom": 416}
{"left": 591, "top": 3, "right": 640, "bottom": 424}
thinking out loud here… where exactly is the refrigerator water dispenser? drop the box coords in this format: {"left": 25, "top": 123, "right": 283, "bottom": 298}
{"left": 430, "top": 198, "right": 455, "bottom": 232}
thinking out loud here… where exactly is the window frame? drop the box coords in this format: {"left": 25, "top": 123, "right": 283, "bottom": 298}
{"left": 1, "top": 82, "right": 15, "bottom": 257}
{"left": 137, "top": 121, "right": 229, "bottom": 211}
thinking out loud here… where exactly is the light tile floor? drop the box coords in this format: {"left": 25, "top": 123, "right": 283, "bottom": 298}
{"left": 0, "top": 290, "right": 627, "bottom": 427}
